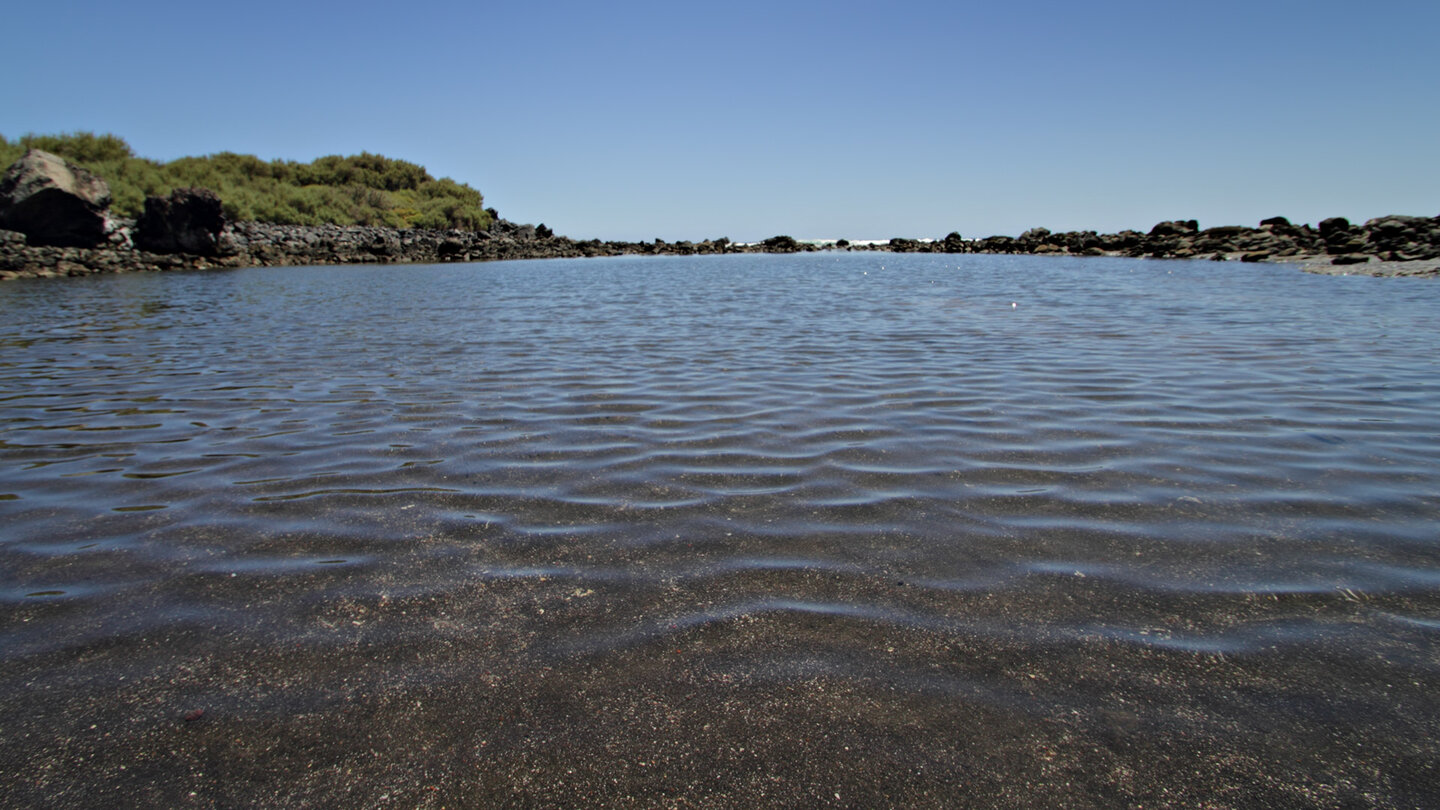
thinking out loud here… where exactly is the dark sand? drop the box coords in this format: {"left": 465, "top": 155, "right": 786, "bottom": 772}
{"left": 5, "top": 569, "right": 1437, "bottom": 808}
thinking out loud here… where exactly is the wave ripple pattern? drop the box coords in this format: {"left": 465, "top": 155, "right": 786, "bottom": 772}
{"left": 2, "top": 253, "right": 1438, "bottom": 807}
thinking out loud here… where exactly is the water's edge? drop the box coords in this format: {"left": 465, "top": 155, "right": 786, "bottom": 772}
{"left": 6, "top": 213, "right": 1439, "bottom": 282}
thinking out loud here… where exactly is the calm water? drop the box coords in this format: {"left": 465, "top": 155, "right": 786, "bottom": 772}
{"left": 2, "top": 253, "right": 1438, "bottom": 807}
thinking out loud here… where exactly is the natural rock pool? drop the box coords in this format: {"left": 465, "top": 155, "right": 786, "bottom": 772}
{"left": 2, "top": 252, "right": 1437, "bottom": 806}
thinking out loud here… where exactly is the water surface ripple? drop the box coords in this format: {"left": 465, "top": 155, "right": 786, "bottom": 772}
{"left": 2, "top": 253, "right": 1438, "bottom": 807}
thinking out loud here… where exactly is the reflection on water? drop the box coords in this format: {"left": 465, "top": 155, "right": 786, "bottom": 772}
{"left": 1, "top": 253, "right": 1438, "bottom": 806}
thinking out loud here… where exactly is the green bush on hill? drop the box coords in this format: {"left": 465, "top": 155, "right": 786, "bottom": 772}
{"left": 0, "top": 132, "right": 492, "bottom": 231}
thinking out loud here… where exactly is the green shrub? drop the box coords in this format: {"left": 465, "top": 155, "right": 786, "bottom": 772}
{"left": 0, "top": 135, "right": 25, "bottom": 168}
{"left": 0, "top": 131, "right": 491, "bottom": 231}
{"left": 18, "top": 131, "right": 134, "bottom": 163}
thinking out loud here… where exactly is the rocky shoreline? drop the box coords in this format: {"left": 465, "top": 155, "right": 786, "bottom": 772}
{"left": 2, "top": 148, "right": 1437, "bottom": 280}
{"left": 6, "top": 213, "right": 1439, "bottom": 282}
{"left": 12, "top": 218, "right": 1440, "bottom": 283}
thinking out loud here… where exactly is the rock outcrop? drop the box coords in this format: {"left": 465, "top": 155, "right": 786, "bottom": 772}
{"left": 847, "top": 215, "right": 1438, "bottom": 269}
{"left": 0, "top": 145, "right": 1435, "bottom": 279}
{"left": 1319, "top": 217, "right": 1366, "bottom": 255}
{"left": 5, "top": 212, "right": 1438, "bottom": 281}
{"left": 134, "top": 187, "right": 225, "bottom": 256}
{"left": 1362, "top": 215, "right": 1440, "bottom": 261}
{"left": 0, "top": 149, "right": 112, "bottom": 247}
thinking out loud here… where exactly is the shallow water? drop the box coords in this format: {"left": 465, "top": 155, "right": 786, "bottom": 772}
{"left": 2, "top": 253, "right": 1438, "bottom": 807}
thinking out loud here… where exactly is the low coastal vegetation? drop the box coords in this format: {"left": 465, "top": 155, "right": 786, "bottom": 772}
{"left": 0, "top": 132, "right": 491, "bottom": 231}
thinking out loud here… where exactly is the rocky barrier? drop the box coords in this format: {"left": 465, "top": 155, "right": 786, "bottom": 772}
{"left": 862, "top": 216, "right": 1440, "bottom": 270}
{"left": 2, "top": 148, "right": 1436, "bottom": 280}
{"left": 0, "top": 218, "right": 749, "bottom": 281}
{"left": 7, "top": 214, "right": 1439, "bottom": 282}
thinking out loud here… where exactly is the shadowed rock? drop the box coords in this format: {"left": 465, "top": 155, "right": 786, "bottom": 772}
{"left": 0, "top": 149, "right": 112, "bottom": 247}
{"left": 1148, "top": 220, "right": 1199, "bottom": 237}
{"left": 1318, "top": 217, "right": 1352, "bottom": 240}
{"left": 134, "top": 188, "right": 225, "bottom": 256}
{"left": 1318, "top": 216, "right": 1368, "bottom": 255}
{"left": 1362, "top": 215, "right": 1440, "bottom": 261}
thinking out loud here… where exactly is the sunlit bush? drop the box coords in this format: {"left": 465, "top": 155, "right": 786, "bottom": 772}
{"left": 0, "top": 132, "right": 491, "bottom": 231}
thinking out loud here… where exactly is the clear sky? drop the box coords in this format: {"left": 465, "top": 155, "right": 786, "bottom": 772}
{"left": 3, "top": 0, "right": 1437, "bottom": 241}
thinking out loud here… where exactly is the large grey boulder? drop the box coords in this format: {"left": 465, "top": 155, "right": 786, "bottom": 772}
{"left": 133, "top": 187, "right": 225, "bottom": 255}
{"left": 0, "top": 149, "right": 112, "bottom": 247}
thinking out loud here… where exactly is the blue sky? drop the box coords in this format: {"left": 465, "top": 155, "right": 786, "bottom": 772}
{"left": 3, "top": 0, "right": 1436, "bottom": 241}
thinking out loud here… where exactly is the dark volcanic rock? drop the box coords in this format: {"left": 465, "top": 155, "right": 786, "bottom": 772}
{"left": 1098, "top": 230, "right": 1144, "bottom": 252}
{"left": 437, "top": 237, "right": 466, "bottom": 259}
{"left": 1149, "top": 220, "right": 1199, "bottom": 237}
{"left": 1362, "top": 215, "right": 1440, "bottom": 261}
{"left": 1318, "top": 217, "right": 1352, "bottom": 240}
{"left": 1331, "top": 254, "right": 1372, "bottom": 265}
{"left": 0, "top": 149, "right": 113, "bottom": 247}
{"left": 762, "top": 235, "right": 801, "bottom": 252}
{"left": 134, "top": 188, "right": 226, "bottom": 256}
{"left": 975, "top": 235, "right": 1019, "bottom": 253}
{"left": 366, "top": 231, "right": 401, "bottom": 256}
{"left": 1192, "top": 225, "right": 1248, "bottom": 253}
{"left": 1317, "top": 216, "right": 1369, "bottom": 255}
{"left": 1259, "top": 217, "right": 1304, "bottom": 240}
